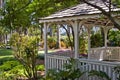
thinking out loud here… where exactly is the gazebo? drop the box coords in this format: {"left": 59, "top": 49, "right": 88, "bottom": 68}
{"left": 39, "top": 0, "right": 120, "bottom": 79}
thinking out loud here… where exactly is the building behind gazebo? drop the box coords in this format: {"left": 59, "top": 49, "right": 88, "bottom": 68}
{"left": 39, "top": 0, "right": 120, "bottom": 80}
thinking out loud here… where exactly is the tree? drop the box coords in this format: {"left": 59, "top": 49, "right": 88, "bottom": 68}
{"left": 0, "top": 0, "right": 80, "bottom": 40}
{"left": 0, "top": 0, "right": 32, "bottom": 32}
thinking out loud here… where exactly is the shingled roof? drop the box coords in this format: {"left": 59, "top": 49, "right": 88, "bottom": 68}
{"left": 40, "top": 0, "right": 120, "bottom": 20}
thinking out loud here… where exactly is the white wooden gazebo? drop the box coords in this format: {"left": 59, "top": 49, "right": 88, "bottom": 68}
{"left": 39, "top": 1, "right": 120, "bottom": 80}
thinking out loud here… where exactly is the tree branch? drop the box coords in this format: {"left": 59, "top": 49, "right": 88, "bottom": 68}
{"left": 81, "top": 0, "right": 120, "bottom": 30}
{"left": 15, "top": 0, "right": 32, "bottom": 13}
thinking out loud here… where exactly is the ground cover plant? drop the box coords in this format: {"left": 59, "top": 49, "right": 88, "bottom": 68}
{"left": 45, "top": 58, "right": 85, "bottom": 80}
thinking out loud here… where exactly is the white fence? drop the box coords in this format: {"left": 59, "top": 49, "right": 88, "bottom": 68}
{"left": 46, "top": 54, "right": 120, "bottom": 80}
{"left": 89, "top": 47, "right": 120, "bottom": 61}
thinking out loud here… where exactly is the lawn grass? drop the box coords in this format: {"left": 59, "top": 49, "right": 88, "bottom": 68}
{"left": 0, "top": 48, "right": 13, "bottom": 56}
{"left": 0, "top": 48, "right": 56, "bottom": 64}
{"left": 38, "top": 50, "right": 55, "bottom": 54}
{"left": 0, "top": 48, "right": 14, "bottom": 65}
{"left": 0, "top": 48, "right": 14, "bottom": 59}
{"left": 37, "top": 50, "right": 55, "bottom": 60}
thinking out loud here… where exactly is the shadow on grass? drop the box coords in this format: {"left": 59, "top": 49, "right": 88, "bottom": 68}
{"left": 0, "top": 48, "right": 14, "bottom": 65}
{"left": 0, "top": 48, "right": 13, "bottom": 56}
{"left": 0, "top": 56, "right": 15, "bottom": 65}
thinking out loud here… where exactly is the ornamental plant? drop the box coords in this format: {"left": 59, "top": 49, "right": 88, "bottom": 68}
{"left": 10, "top": 32, "right": 41, "bottom": 80}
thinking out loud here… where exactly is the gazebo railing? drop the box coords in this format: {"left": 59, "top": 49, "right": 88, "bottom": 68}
{"left": 46, "top": 54, "right": 120, "bottom": 80}
{"left": 46, "top": 54, "right": 70, "bottom": 70}
{"left": 89, "top": 47, "right": 120, "bottom": 61}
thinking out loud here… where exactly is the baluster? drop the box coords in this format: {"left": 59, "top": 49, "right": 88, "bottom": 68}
{"left": 88, "top": 63, "right": 92, "bottom": 80}
{"left": 48, "top": 57, "right": 51, "bottom": 69}
{"left": 96, "top": 64, "right": 99, "bottom": 71}
{"left": 92, "top": 64, "right": 96, "bottom": 80}
{"left": 46, "top": 56, "right": 48, "bottom": 70}
{"left": 50, "top": 57, "right": 52, "bottom": 69}
{"left": 104, "top": 65, "right": 108, "bottom": 75}
{"left": 108, "top": 66, "right": 112, "bottom": 79}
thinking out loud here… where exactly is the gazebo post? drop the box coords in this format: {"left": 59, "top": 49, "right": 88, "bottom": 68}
{"left": 56, "top": 24, "right": 61, "bottom": 48}
{"left": 87, "top": 27, "right": 91, "bottom": 59}
{"left": 44, "top": 22, "right": 48, "bottom": 74}
{"left": 73, "top": 20, "right": 80, "bottom": 58}
{"left": 103, "top": 26, "right": 108, "bottom": 48}
{"left": 103, "top": 26, "right": 113, "bottom": 48}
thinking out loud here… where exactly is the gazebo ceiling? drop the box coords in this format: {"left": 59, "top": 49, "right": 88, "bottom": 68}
{"left": 39, "top": 0, "right": 120, "bottom": 26}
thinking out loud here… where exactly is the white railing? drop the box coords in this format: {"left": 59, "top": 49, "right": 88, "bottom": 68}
{"left": 46, "top": 54, "right": 120, "bottom": 80}
{"left": 79, "top": 59, "right": 119, "bottom": 80}
{"left": 89, "top": 47, "right": 120, "bottom": 61}
{"left": 46, "top": 54, "right": 70, "bottom": 70}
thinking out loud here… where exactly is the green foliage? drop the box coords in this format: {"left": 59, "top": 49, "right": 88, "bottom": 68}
{"left": 89, "top": 70, "right": 111, "bottom": 80}
{"left": 0, "top": 61, "right": 44, "bottom": 80}
{"left": 0, "top": 61, "right": 24, "bottom": 80}
{"left": 91, "top": 33, "right": 103, "bottom": 48}
{"left": 45, "top": 58, "right": 85, "bottom": 80}
{"left": 64, "top": 36, "right": 73, "bottom": 48}
{"left": 47, "top": 37, "right": 57, "bottom": 49}
{"left": 10, "top": 32, "right": 41, "bottom": 79}
{"left": 36, "top": 65, "right": 45, "bottom": 71}
{"left": 0, "top": 57, "right": 15, "bottom": 65}
{"left": 0, "top": 61, "right": 19, "bottom": 71}
{"left": 0, "top": 0, "right": 79, "bottom": 34}
{"left": 79, "top": 37, "right": 87, "bottom": 54}
{"left": 108, "top": 29, "right": 120, "bottom": 46}
{"left": 114, "top": 66, "right": 120, "bottom": 80}
{"left": 112, "top": 0, "right": 120, "bottom": 7}
{"left": 28, "top": 27, "right": 41, "bottom": 36}
{"left": 0, "top": 0, "right": 31, "bottom": 31}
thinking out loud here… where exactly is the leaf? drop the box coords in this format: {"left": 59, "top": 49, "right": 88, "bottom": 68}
{"left": 89, "top": 70, "right": 111, "bottom": 80}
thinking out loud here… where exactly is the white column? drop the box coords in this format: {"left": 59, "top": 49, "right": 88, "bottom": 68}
{"left": 87, "top": 27, "right": 91, "bottom": 59}
{"left": 103, "top": 26, "right": 109, "bottom": 48}
{"left": 73, "top": 20, "right": 80, "bottom": 58}
{"left": 104, "top": 30, "right": 107, "bottom": 48}
{"left": 56, "top": 25, "right": 60, "bottom": 48}
{"left": 44, "top": 23, "right": 48, "bottom": 54}
{"left": 44, "top": 23, "right": 48, "bottom": 74}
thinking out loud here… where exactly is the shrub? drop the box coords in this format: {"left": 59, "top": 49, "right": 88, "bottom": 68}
{"left": 0, "top": 61, "right": 24, "bottom": 80}
{"left": 36, "top": 65, "right": 45, "bottom": 71}
{"left": 47, "top": 37, "right": 57, "bottom": 49}
{"left": 91, "top": 33, "right": 103, "bottom": 48}
{"left": 64, "top": 36, "right": 73, "bottom": 48}
{"left": 60, "top": 41, "right": 66, "bottom": 48}
{"left": 108, "top": 30, "right": 120, "bottom": 46}
{"left": 10, "top": 33, "right": 41, "bottom": 80}
{"left": 79, "top": 37, "right": 87, "bottom": 54}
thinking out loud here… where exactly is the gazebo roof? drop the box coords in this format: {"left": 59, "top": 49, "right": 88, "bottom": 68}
{"left": 39, "top": 0, "right": 120, "bottom": 23}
